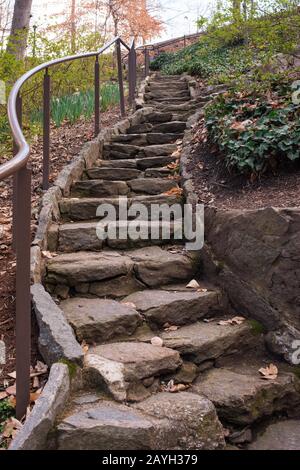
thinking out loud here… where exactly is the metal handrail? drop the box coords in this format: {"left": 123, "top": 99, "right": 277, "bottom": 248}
{"left": 0, "top": 35, "right": 137, "bottom": 420}
{"left": 1, "top": 36, "right": 126, "bottom": 181}
{"left": 137, "top": 32, "right": 202, "bottom": 51}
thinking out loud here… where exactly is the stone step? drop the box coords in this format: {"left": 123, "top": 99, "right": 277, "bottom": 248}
{"left": 94, "top": 159, "right": 138, "bottom": 169}
{"left": 155, "top": 102, "right": 197, "bottom": 113}
{"left": 144, "top": 167, "right": 172, "bottom": 178}
{"left": 147, "top": 133, "right": 183, "bottom": 145}
{"left": 249, "top": 419, "right": 300, "bottom": 450}
{"left": 56, "top": 393, "right": 225, "bottom": 450}
{"left": 145, "top": 92, "right": 190, "bottom": 101}
{"left": 45, "top": 246, "right": 200, "bottom": 292}
{"left": 128, "top": 123, "right": 154, "bottom": 134}
{"left": 145, "top": 112, "right": 173, "bottom": 123}
{"left": 128, "top": 177, "right": 178, "bottom": 195}
{"left": 60, "top": 297, "right": 142, "bottom": 343}
{"left": 152, "top": 121, "right": 186, "bottom": 134}
{"left": 109, "top": 132, "right": 183, "bottom": 146}
{"left": 191, "top": 366, "right": 300, "bottom": 425}
{"left": 104, "top": 143, "right": 140, "bottom": 157}
{"left": 147, "top": 83, "right": 188, "bottom": 91}
{"left": 148, "top": 95, "right": 190, "bottom": 102}
{"left": 111, "top": 134, "right": 148, "bottom": 146}
{"left": 123, "top": 288, "right": 222, "bottom": 327}
{"left": 136, "top": 155, "right": 178, "bottom": 170}
{"left": 71, "top": 180, "right": 130, "bottom": 197}
{"left": 51, "top": 220, "right": 184, "bottom": 252}
{"left": 104, "top": 143, "right": 177, "bottom": 160}
{"left": 59, "top": 193, "right": 182, "bottom": 221}
{"left": 71, "top": 177, "right": 178, "bottom": 198}
{"left": 160, "top": 319, "right": 259, "bottom": 364}
{"left": 84, "top": 341, "right": 182, "bottom": 401}
{"left": 86, "top": 167, "right": 142, "bottom": 181}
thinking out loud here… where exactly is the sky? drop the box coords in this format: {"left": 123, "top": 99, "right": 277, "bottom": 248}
{"left": 30, "top": 1, "right": 212, "bottom": 42}
{"left": 157, "top": 0, "right": 212, "bottom": 40}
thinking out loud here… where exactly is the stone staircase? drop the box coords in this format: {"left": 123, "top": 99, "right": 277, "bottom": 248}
{"left": 43, "top": 74, "right": 300, "bottom": 450}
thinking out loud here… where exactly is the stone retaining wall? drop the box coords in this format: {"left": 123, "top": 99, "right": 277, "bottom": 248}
{"left": 180, "top": 102, "right": 300, "bottom": 364}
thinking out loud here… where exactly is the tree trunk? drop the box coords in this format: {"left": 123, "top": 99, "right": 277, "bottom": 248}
{"left": 70, "top": 0, "right": 76, "bottom": 53}
{"left": 7, "top": 0, "right": 32, "bottom": 60}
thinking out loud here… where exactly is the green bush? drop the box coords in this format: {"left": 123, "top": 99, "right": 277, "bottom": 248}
{"left": 150, "top": 41, "right": 255, "bottom": 83}
{"left": 0, "top": 399, "right": 14, "bottom": 433}
{"left": 205, "top": 90, "right": 300, "bottom": 174}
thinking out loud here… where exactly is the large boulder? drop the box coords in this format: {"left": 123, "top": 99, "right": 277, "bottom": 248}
{"left": 203, "top": 206, "right": 300, "bottom": 363}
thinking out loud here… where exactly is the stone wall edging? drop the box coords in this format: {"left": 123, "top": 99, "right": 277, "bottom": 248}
{"left": 9, "top": 363, "right": 70, "bottom": 450}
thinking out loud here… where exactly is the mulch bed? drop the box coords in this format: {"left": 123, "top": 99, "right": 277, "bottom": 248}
{"left": 187, "top": 131, "right": 300, "bottom": 211}
{"left": 0, "top": 106, "right": 122, "bottom": 385}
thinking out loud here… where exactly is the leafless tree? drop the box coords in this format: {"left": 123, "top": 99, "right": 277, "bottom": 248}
{"left": 7, "top": 0, "right": 33, "bottom": 59}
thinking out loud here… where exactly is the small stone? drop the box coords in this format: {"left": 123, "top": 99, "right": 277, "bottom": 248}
{"left": 73, "top": 393, "right": 101, "bottom": 405}
{"left": 54, "top": 285, "right": 70, "bottom": 300}
{"left": 126, "top": 382, "right": 151, "bottom": 402}
{"left": 142, "top": 377, "right": 155, "bottom": 388}
{"left": 173, "top": 362, "right": 198, "bottom": 384}
{"left": 230, "top": 428, "right": 252, "bottom": 444}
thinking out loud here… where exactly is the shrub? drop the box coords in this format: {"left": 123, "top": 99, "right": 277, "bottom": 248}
{"left": 205, "top": 90, "right": 300, "bottom": 174}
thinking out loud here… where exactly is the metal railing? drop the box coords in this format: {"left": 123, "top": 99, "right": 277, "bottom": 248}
{"left": 0, "top": 36, "right": 137, "bottom": 420}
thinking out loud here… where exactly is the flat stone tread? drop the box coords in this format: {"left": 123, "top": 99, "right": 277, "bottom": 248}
{"left": 89, "top": 341, "right": 180, "bottom": 365}
{"left": 60, "top": 298, "right": 141, "bottom": 343}
{"left": 61, "top": 297, "right": 140, "bottom": 324}
{"left": 249, "top": 419, "right": 300, "bottom": 450}
{"left": 124, "top": 288, "right": 218, "bottom": 312}
{"left": 160, "top": 320, "right": 254, "bottom": 351}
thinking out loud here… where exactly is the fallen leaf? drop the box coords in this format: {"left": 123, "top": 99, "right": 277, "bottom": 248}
{"left": 197, "top": 287, "right": 208, "bottom": 293}
{"left": 186, "top": 279, "right": 200, "bottom": 289}
{"left": 0, "top": 391, "right": 7, "bottom": 400}
{"left": 2, "top": 417, "right": 22, "bottom": 439}
{"left": 121, "top": 302, "right": 137, "bottom": 309}
{"left": 230, "top": 119, "right": 252, "bottom": 132}
{"left": 32, "top": 376, "right": 40, "bottom": 389}
{"left": 30, "top": 390, "right": 41, "bottom": 403}
{"left": 6, "top": 384, "right": 16, "bottom": 396}
{"left": 163, "top": 186, "right": 183, "bottom": 197}
{"left": 7, "top": 371, "right": 16, "bottom": 379}
{"left": 164, "top": 325, "right": 179, "bottom": 332}
{"left": 151, "top": 337, "right": 163, "bottom": 347}
{"left": 42, "top": 250, "right": 53, "bottom": 259}
{"left": 81, "top": 341, "right": 89, "bottom": 354}
{"left": 169, "top": 383, "right": 190, "bottom": 393}
{"left": 35, "top": 361, "right": 48, "bottom": 373}
{"left": 259, "top": 363, "right": 278, "bottom": 380}
{"left": 7, "top": 395, "right": 16, "bottom": 408}
{"left": 218, "top": 316, "right": 246, "bottom": 326}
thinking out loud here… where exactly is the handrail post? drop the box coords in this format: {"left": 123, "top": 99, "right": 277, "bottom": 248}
{"left": 144, "top": 48, "right": 150, "bottom": 78}
{"left": 116, "top": 39, "right": 125, "bottom": 117}
{"left": 128, "top": 43, "right": 136, "bottom": 106}
{"left": 12, "top": 93, "right": 22, "bottom": 252}
{"left": 42, "top": 68, "right": 50, "bottom": 190}
{"left": 94, "top": 55, "right": 100, "bottom": 136}
{"left": 15, "top": 164, "right": 31, "bottom": 420}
